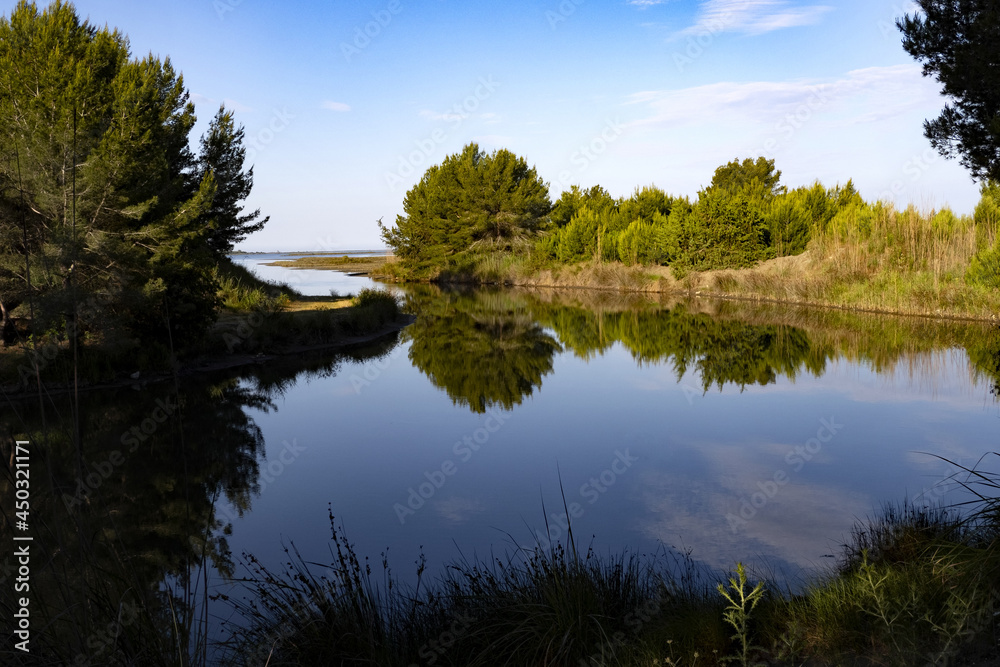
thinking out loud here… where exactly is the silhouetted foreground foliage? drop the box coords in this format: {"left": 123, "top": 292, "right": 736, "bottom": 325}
{"left": 220, "top": 455, "right": 1000, "bottom": 666}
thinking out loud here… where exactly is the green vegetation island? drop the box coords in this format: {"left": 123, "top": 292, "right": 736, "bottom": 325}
{"left": 371, "top": 144, "right": 1000, "bottom": 321}
{"left": 1, "top": 2, "right": 999, "bottom": 667}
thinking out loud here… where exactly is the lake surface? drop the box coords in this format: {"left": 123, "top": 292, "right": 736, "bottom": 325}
{"left": 3, "top": 254, "right": 999, "bottom": 662}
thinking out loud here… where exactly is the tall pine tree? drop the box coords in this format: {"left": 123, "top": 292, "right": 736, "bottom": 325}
{"left": 197, "top": 106, "right": 269, "bottom": 256}
{"left": 381, "top": 143, "right": 550, "bottom": 269}
{"left": 0, "top": 0, "right": 221, "bottom": 353}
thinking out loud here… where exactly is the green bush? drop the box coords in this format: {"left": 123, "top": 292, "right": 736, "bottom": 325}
{"left": 966, "top": 239, "right": 1000, "bottom": 289}
{"left": 685, "top": 185, "right": 772, "bottom": 270}
{"left": 766, "top": 191, "right": 812, "bottom": 256}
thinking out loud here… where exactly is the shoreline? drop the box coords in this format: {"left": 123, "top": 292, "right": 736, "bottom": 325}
{"left": 506, "top": 281, "right": 1000, "bottom": 324}
{"left": 270, "top": 252, "right": 998, "bottom": 323}
{"left": 0, "top": 314, "right": 414, "bottom": 401}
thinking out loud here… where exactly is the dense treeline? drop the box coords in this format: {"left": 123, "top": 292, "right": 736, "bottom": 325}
{"left": 537, "top": 158, "right": 863, "bottom": 272}
{"left": 381, "top": 146, "right": 1000, "bottom": 298}
{"left": 0, "top": 1, "right": 268, "bottom": 356}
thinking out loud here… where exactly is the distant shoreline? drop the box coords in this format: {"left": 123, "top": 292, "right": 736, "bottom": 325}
{"left": 230, "top": 249, "right": 392, "bottom": 256}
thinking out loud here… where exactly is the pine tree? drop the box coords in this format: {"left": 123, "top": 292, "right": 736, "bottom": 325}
{"left": 898, "top": 1, "right": 1000, "bottom": 181}
{"left": 0, "top": 0, "right": 221, "bottom": 352}
{"left": 380, "top": 143, "right": 551, "bottom": 267}
{"left": 198, "top": 106, "right": 269, "bottom": 256}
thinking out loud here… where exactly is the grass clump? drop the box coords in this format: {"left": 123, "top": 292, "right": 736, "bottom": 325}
{"left": 214, "top": 259, "right": 296, "bottom": 311}
{"left": 781, "top": 457, "right": 1000, "bottom": 666}
{"left": 341, "top": 288, "right": 401, "bottom": 335}
{"left": 218, "top": 504, "right": 726, "bottom": 666}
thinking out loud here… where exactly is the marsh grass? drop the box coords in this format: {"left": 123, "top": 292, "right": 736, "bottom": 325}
{"left": 263, "top": 255, "right": 389, "bottom": 275}
{"left": 780, "top": 455, "right": 1000, "bottom": 666}
{"left": 696, "top": 203, "right": 1000, "bottom": 318}
{"left": 217, "top": 498, "right": 731, "bottom": 666}
{"left": 205, "top": 287, "right": 402, "bottom": 357}
{"left": 214, "top": 260, "right": 296, "bottom": 311}
{"left": 219, "top": 455, "right": 1000, "bottom": 666}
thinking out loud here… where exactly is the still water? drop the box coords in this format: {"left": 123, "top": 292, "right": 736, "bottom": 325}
{"left": 3, "top": 254, "right": 998, "bottom": 660}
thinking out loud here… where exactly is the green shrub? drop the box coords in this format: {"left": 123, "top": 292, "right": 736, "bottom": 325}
{"left": 966, "top": 239, "right": 1000, "bottom": 289}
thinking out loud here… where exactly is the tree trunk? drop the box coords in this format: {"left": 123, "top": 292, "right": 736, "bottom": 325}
{"left": 0, "top": 299, "right": 19, "bottom": 346}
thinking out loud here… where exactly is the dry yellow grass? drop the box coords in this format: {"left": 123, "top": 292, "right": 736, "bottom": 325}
{"left": 280, "top": 298, "right": 354, "bottom": 313}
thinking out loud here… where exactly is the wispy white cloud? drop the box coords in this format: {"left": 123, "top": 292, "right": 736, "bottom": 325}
{"left": 679, "top": 0, "right": 832, "bottom": 37}
{"left": 322, "top": 100, "right": 351, "bottom": 112}
{"left": 628, "top": 0, "right": 668, "bottom": 7}
{"left": 190, "top": 92, "right": 213, "bottom": 108}
{"left": 625, "top": 64, "right": 929, "bottom": 130}
{"left": 223, "top": 98, "right": 254, "bottom": 113}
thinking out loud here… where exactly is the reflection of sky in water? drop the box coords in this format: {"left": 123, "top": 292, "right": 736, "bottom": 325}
{"left": 217, "top": 293, "right": 999, "bottom": 598}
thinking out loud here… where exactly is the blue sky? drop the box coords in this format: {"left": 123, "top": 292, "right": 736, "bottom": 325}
{"left": 45, "top": 0, "right": 979, "bottom": 251}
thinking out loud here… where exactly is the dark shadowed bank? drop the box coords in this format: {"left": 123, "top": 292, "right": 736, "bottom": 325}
{"left": 0, "top": 281, "right": 408, "bottom": 399}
